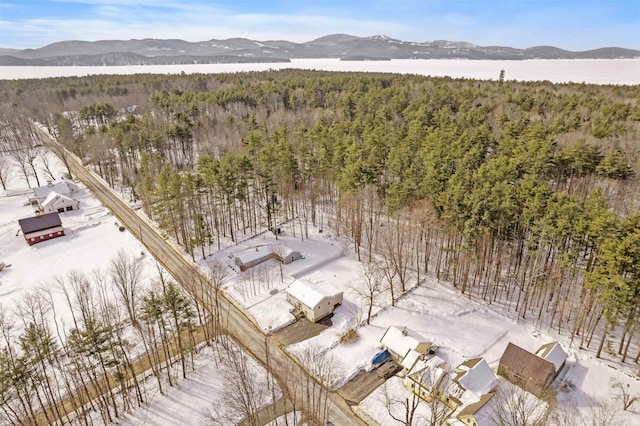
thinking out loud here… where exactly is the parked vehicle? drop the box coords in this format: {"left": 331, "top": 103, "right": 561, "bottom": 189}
{"left": 371, "top": 349, "right": 391, "bottom": 365}
{"left": 377, "top": 359, "right": 398, "bottom": 379}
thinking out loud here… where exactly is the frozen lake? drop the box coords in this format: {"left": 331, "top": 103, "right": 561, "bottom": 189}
{"left": 0, "top": 58, "right": 638, "bottom": 84}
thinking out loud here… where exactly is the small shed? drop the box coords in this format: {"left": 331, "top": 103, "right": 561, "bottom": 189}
{"left": 18, "top": 212, "right": 65, "bottom": 246}
{"left": 535, "top": 341, "right": 567, "bottom": 377}
{"left": 286, "top": 279, "right": 343, "bottom": 322}
{"left": 380, "top": 326, "right": 432, "bottom": 362}
{"left": 41, "top": 192, "right": 80, "bottom": 213}
{"left": 498, "top": 342, "right": 555, "bottom": 398}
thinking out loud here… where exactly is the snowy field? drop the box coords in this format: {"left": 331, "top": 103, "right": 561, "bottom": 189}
{"left": 0, "top": 151, "right": 283, "bottom": 425}
{"left": 0, "top": 58, "right": 639, "bottom": 84}
{"left": 0, "top": 153, "right": 156, "bottom": 340}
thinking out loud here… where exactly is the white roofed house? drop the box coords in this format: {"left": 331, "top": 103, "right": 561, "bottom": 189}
{"left": 453, "top": 358, "right": 500, "bottom": 425}
{"left": 41, "top": 192, "right": 80, "bottom": 213}
{"left": 234, "top": 244, "right": 302, "bottom": 271}
{"left": 32, "top": 179, "right": 80, "bottom": 213}
{"left": 286, "top": 279, "right": 343, "bottom": 322}
{"left": 272, "top": 245, "right": 302, "bottom": 264}
{"left": 404, "top": 357, "right": 499, "bottom": 425}
{"left": 379, "top": 326, "right": 432, "bottom": 363}
{"left": 234, "top": 245, "right": 274, "bottom": 271}
{"left": 33, "top": 179, "right": 80, "bottom": 202}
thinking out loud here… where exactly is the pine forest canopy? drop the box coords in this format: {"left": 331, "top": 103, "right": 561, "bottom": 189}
{"left": 2, "top": 70, "right": 640, "bottom": 361}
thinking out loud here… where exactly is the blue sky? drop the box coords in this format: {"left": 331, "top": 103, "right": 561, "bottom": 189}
{"left": 0, "top": 0, "right": 638, "bottom": 50}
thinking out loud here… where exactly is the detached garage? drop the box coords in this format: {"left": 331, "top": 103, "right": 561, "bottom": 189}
{"left": 41, "top": 192, "right": 80, "bottom": 213}
{"left": 18, "top": 212, "right": 65, "bottom": 246}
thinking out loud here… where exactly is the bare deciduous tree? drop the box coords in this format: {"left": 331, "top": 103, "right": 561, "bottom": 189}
{"left": 354, "top": 261, "right": 384, "bottom": 324}
{"left": 109, "top": 250, "right": 143, "bottom": 326}
{"left": 381, "top": 382, "right": 422, "bottom": 426}
{"left": 207, "top": 343, "right": 271, "bottom": 426}
{"left": 487, "top": 383, "right": 550, "bottom": 426}
{"left": 0, "top": 156, "right": 13, "bottom": 190}
{"left": 610, "top": 378, "right": 640, "bottom": 411}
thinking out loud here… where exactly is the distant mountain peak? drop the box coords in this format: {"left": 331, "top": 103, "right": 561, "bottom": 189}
{"left": 2, "top": 34, "right": 638, "bottom": 66}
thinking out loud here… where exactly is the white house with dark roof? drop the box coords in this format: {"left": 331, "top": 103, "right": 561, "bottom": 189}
{"left": 286, "top": 279, "right": 342, "bottom": 322}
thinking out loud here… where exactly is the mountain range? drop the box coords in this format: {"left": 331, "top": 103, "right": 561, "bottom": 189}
{"left": 1, "top": 34, "right": 638, "bottom": 66}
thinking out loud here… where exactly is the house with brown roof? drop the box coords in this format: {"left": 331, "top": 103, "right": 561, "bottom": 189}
{"left": 498, "top": 342, "right": 555, "bottom": 398}
{"left": 18, "top": 212, "right": 65, "bottom": 246}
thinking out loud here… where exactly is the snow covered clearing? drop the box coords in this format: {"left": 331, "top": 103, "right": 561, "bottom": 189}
{"left": 0, "top": 152, "right": 157, "bottom": 341}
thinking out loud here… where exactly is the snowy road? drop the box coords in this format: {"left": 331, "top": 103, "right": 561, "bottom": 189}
{"left": 35, "top": 125, "right": 366, "bottom": 425}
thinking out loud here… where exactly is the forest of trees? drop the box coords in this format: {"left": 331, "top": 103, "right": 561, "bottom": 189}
{"left": 1, "top": 70, "right": 640, "bottom": 423}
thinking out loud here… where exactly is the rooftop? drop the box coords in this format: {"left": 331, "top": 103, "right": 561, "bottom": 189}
{"left": 286, "top": 279, "right": 342, "bottom": 309}
{"left": 18, "top": 212, "right": 63, "bottom": 234}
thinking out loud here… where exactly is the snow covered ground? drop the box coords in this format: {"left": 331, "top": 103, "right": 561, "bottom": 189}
{"left": 0, "top": 153, "right": 157, "bottom": 340}
{"left": 202, "top": 222, "right": 640, "bottom": 424}
{"left": 0, "top": 58, "right": 638, "bottom": 84}
{"left": 3, "top": 150, "right": 639, "bottom": 425}
{"left": 0, "top": 152, "right": 282, "bottom": 425}
{"left": 119, "top": 341, "right": 281, "bottom": 426}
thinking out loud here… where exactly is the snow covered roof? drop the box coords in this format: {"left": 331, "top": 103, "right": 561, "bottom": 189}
{"left": 235, "top": 245, "right": 273, "bottom": 265}
{"left": 286, "top": 279, "right": 342, "bottom": 309}
{"left": 234, "top": 244, "right": 299, "bottom": 265}
{"left": 456, "top": 358, "right": 499, "bottom": 396}
{"left": 535, "top": 341, "right": 567, "bottom": 372}
{"left": 408, "top": 354, "right": 446, "bottom": 383}
{"left": 33, "top": 180, "right": 78, "bottom": 200}
{"left": 42, "top": 191, "right": 76, "bottom": 208}
{"left": 400, "top": 349, "right": 424, "bottom": 371}
{"left": 380, "top": 326, "right": 431, "bottom": 359}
